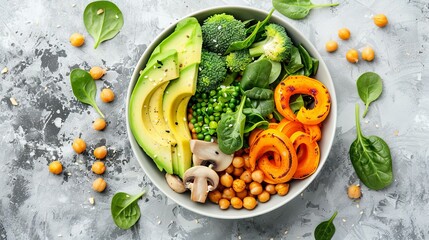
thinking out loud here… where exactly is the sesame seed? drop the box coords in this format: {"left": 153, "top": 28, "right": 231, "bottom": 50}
{"left": 97, "top": 9, "right": 104, "bottom": 15}
{"left": 1, "top": 67, "right": 8, "bottom": 74}
{"left": 10, "top": 97, "right": 18, "bottom": 106}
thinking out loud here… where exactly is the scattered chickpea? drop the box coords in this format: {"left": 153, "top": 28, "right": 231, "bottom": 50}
{"left": 249, "top": 182, "right": 263, "bottom": 196}
{"left": 92, "top": 118, "right": 106, "bottom": 131}
{"left": 275, "top": 183, "right": 290, "bottom": 196}
{"left": 232, "top": 156, "right": 245, "bottom": 168}
{"left": 89, "top": 66, "right": 105, "bottom": 80}
{"left": 243, "top": 196, "right": 258, "bottom": 210}
{"left": 69, "top": 33, "right": 85, "bottom": 47}
{"left": 236, "top": 189, "right": 248, "bottom": 199}
{"left": 325, "top": 40, "right": 338, "bottom": 53}
{"left": 361, "top": 47, "right": 375, "bottom": 62}
{"left": 91, "top": 161, "right": 106, "bottom": 175}
{"left": 232, "top": 179, "right": 246, "bottom": 193}
{"left": 265, "top": 184, "right": 277, "bottom": 195}
{"left": 94, "top": 146, "right": 108, "bottom": 159}
{"left": 72, "top": 138, "right": 86, "bottom": 154}
{"left": 338, "top": 28, "right": 351, "bottom": 40}
{"left": 258, "top": 191, "right": 271, "bottom": 203}
{"left": 373, "top": 14, "right": 388, "bottom": 28}
{"left": 348, "top": 184, "right": 362, "bottom": 199}
{"left": 346, "top": 49, "right": 359, "bottom": 63}
{"left": 220, "top": 173, "right": 233, "bottom": 188}
{"left": 225, "top": 164, "right": 234, "bottom": 174}
{"left": 240, "top": 170, "right": 252, "bottom": 184}
{"left": 219, "top": 199, "right": 230, "bottom": 210}
{"left": 233, "top": 167, "right": 244, "bottom": 177}
{"left": 251, "top": 170, "right": 264, "bottom": 183}
{"left": 208, "top": 190, "right": 222, "bottom": 204}
{"left": 92, "top": 177, "right": 107, "bottom": 192}
{"left": 230, "top": 197, "right": 243, "bottom": 209}
{"left": 100, "top": 88, "right": 115, "bottom": 103}
{"left": 48, "top": 161, "right": 63, "bottom": 175}
{"left": 222, "top": 188, "right": 236, "bottom": 200}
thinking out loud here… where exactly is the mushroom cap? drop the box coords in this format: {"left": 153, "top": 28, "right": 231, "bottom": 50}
{"left": 190, "top": 140, "right": 234, "bottom": 171}
{"left": 183, "top": 166, "right": 219, "bottom": 203}
{"left": 165, "top": 173, "right": 186, "bottom": 193}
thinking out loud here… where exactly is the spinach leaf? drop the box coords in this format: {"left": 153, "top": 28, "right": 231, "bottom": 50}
{"left": 349, "top": 104, "right": 393, "bottom": 190}
{"left": 314, "top": 211, "right": 337, "bottom": 240}
{"left": 217, "top": 96, "right": 247, "bottom": 154}
{"left": 244, "top": 87, "right": 275, "bottom": 117}
{"left": 272, "top": 109, "right": 284, "bottom": 121}
{"left": 290, "top": 95, "right": 304, "bottom": 113}
{"left": 356, "top": 72, "right": 383, "bottom": 117}
{"left": 243, "top": 108, "right": 269, "bottom": 133}
{"left": 311, "top": 57, "right": 319, "bottom": 76}
{"left": 273, "top": 0, "right": 339, "bottom": 20}
{"left": 298, "top": 44, "right": 313, "bottom": 76}
{"left": 226, "top": 22, "right": 262, "bottom": 54}
{"left": 240, "top": 59, "right": 272, "bottom": 90}
{"left": 70, "top": 69, "right": 105, "bottom": 118}
{"left": 268, "top": 60, "right": 282, "bottom": 84}
{"left": 285, "top": 46, "right": 304, "bottom": 75}
{"left": 245, "top": 9, "right": 274, "bottom": 39}
{"left": 244, "top": 87, "right": 273, "bottom": 100}
{"left": 250, "top": 99, "right": 275, "bottom": 117}
{"left": 84, "top": 1, "right": 124, "bottom": 49}
{"left": 111, "top": 191, "right": 146, "bottom": 230}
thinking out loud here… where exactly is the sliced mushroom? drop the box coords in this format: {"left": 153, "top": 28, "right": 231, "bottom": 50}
{"left": 183, "top": 166, "right": 219, "bottom": 203}
{"left": 165, "top": 173, "right": 186, "bottom": 193}
{"left": 190, "top": 140, "right": 234, "bottom": 171}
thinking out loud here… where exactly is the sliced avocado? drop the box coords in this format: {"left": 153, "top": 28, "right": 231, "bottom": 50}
{"left": 163, "top": 63, "right": 199, "bottom": 178}
{"left": 129, "top": 49, "right": 179, "bottom": 174}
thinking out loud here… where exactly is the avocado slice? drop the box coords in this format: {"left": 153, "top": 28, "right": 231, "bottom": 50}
{"left": 129, "top": 49, "right": 179, "bottom": 174}
{"left": 163, "top": 63, "right": 199, "bottom": 178}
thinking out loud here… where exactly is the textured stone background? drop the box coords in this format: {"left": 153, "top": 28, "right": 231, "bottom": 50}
{"left": 1, "top": 0, "right": 428, "bottom": 239}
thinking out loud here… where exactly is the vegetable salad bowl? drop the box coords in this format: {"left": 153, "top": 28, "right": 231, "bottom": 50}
{"left": 126, "top": 6, "right": 337, "bottom": 219}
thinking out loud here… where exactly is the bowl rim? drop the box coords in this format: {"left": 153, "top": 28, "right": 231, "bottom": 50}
{"left": 126, "top": 5, "right": 337, "bottom": 219}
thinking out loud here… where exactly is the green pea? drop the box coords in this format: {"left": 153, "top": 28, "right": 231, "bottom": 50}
{"left": 195, "top": 127, "right": 201, "bottom": 133}
{"left": 197, "top": 116, "right": 203, "bottom": 122}
{"left": 201, "top": 93, "right": 207, "bottom": 99}
{"left": 192, "top": 111, "right": 197, "bottom": 117}
{"left": 210, "top": 90, "right": 216, "bottom": 96}
{"left": 214, "top": 105, "right": 222, "bottom": 112}
{"left": 196, "top": 109, "right": 202, "bottom": 115}
{"left": 209, "top": 121, "right": 218, "bottom": 129}
{"left": 228, "top": 102, "right": 235, "bottom": 108}
{"left": 204, "top": 118, "right": 209, "bottom": 124}
{"left": 209, "top": 116, "right": 214, "bottom": 121}
{"left": 197, "top": 133, "right": 204, "bottom": 140}
{"left": 204, "top": 135, "right": 211, "bottom": 142}
{"left": 201, "top": 102, "right": 207, "bottom": 107}
{"left": 214, "top": 116, "right": 220, "bottom": 121}
{"left": 190, "top": 118, "right": 196, "bottom": 124}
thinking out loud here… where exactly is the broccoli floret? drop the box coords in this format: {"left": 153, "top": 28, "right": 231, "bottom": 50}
{"left": 196, "top": 51, "right": 227, "bottom": 93}
{"left": 201, "top": 14, "right": 247, "bottom": 54}
{"left": 225, "top": 50, "right": 253, "bottom": 72}
{"left": 248, "top": 24, "right": 293, "bottom": 62}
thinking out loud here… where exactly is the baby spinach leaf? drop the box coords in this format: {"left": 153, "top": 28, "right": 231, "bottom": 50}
{"left": 244, "top": 87, "right": 273, "bottom": 100}
{"left": 244, "top": 87, "right": 275, "bottom": 117}
{"left": 272, "top": 109, "right": 284, "bottom": 121}
{"left": 84, "top": 1, "right": 124, "bottom": 49}
{"left": 245, "top": 9, "right": 274, "bottom": 38}
{"left": 311, "top": 57, "right": 319, "bottom": 76}
{"left": 356, "top": 72, "right": 383, "bottom": 117}
{"left": 70, "top": 69, "right": 105, "bottom": 118}
{"left": 349, "top": 104, "right": 393, "bottom": 190}
{"left": 268, "top": 60, "right": 282, "bottom": 84}
{"left": 243, "top": 108, "right": 269, "bottom": 133}
{"left": 290, "top": 95, "right": 305, "bottom": 113}
{"left": 273, "top": 0, "right": 339, "bottom": 20}
{"left": 111, "top": 191, "right": 146, "bottom": 230}
{"left": 240, "top": 59, "right": 272, "bottom": 90}
{"left": 298, "top": 44, "right": 313, "bottom": 76}
{"left": 250, "top": 99, "right": 275, "bottom": 117}
{"left": 217, "top": 96, "right": 247, "bottom": 154}
{"left": 285, "top": 46, "right": 304, "bottom": 75}
{"left": 314, "top": 211, "right": 337, "bottom": 240}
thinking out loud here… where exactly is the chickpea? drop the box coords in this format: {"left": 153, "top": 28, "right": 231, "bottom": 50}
{"left": 91, "top": 161, "right": 106, "bottom": 175}
{"left": 265, "top": 184, "right": 277, "bottom": 195}
{"left": 243, "top": 196, "right": 258, "bottom": 210}
{"left": 89, "top": 66, "right": 105, "bottom": 80}
{"left": 225, "top": 164, "right": 234, "bottom": 174}
{"left": 249, "top": 182, "right": 263, "bottom": 196}
{"left": 233, "top": 167, "right": 244, "bottom": 177}
{"left": 232, "top": 179, "right": 246, "bottom": 193}
{"left": 220, "top": 173, "right": 233, "bottom": 187}
{"left": 275, "top": 183, "right": 290, "bottom": 196}
{"left": 92, "top": 177, "right": 107, "bottom": 192}
{"left": 94, "top": 146, "right": 108, "bottom": 159}
{"left": 230, "top": 197, "right": 243, "bottom": 209}
{"left": 243, "top": 154, "right": 251, "bottom": 169}
{"left": 258, "top": 191, "right": 271, "bottom": 203}
{"left": 338, "top": 28, "right": 351, "bottom": 40}
{"left": 236, "top": 189, "right": 248, "bottom": 199}
{"left": 348, "top": 184, "right": 362, "bottom": 199}
{"left": 208, "top": 190, "right": 222, "bottom": 204}
{"left": 92, "top": 118, "right": 106, "bottom": 131}
{"left": 232, "top": 156, "right": 245, "bottom": 168}
{"left": 69, "top": 33, "right": 85, "bottom": 47}
{"left": 49, "top": 161, "right": 63, "bottom": 175}
{"left": 373, "top": 14, "right": 388, "bottom": 28}
{"left": 251, "top": 170, "right": 264, "bottom": 183}
{"left": 222, "top": 188, "right": 236, "bottom": 200}
{"left": 72, "top": 138, "right": 86, "bottom": 154}
{"left": 346, "top": 49, "right": 359, "bottom": 63}
{"left": 100, "top": 88, "right": 115, "bottom": 103}
{"left": 361, "top": 47, "right": 375, "bottom": 62}
{"left": 219, "top": 199, "right": 230, "bottom": 210}
{"left": 325, "top": 40, "right": 338, "bottom": 53}
{"left": 240, "top": 170, "right": 252, "bottom": 184}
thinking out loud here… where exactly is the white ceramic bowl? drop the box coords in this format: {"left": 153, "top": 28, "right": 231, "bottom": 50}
{"left": 126, "top": 6, "right": 337, "bottom": 219}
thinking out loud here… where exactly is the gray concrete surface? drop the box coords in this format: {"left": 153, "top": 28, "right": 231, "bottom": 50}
{"left": 1, "top": 0, "right": 428, "bottom": 239}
